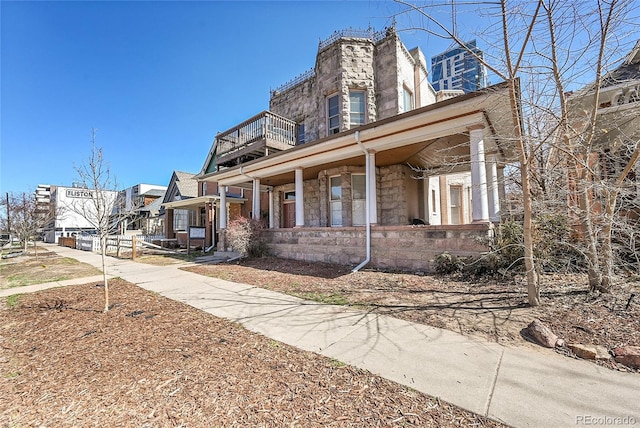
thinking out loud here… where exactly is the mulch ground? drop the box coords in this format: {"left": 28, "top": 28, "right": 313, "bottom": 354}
{"left": 184, "top": 257, "right": 640, "bottom": 373}
{"left": 1, "top": 279, "right": 505, "bottom": 427}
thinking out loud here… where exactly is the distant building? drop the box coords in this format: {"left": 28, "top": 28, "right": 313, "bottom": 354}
{"left": 431, "top": 40, "right": 487, "bottom": 94}
{"left": 117, "top": 183, "right": 168, "bottom": 233}
{"left": 43, "top": 185, "right": 118, "bottom": 243}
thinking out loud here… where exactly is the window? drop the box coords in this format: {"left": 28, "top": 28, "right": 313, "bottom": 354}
{"left": 327, "top": 94, "right": 340, "bottom": 135}
{"left": 330, "top": 176, "right": 342, "bottom": 226}
{"left": 349, "top": 91, "right": 366, "bottom": 127}
{"left": 297, "top": 124, "right": 306, "bottom": 144}
{"left": 449, "top": 185, "right": 463, "bottom": 225}
{"left": 403, "top": 87, "right": 414, "bottom": 112}
{"left": 351, "top": 174, "right": 366, "bottom": 226}
{"left": 432, "top": 189, "right": 437, "bottom": 213}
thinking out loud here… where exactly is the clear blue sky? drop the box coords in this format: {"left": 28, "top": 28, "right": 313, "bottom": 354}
{"left": 0, "top": 0, "right": 484, "bottom": 195}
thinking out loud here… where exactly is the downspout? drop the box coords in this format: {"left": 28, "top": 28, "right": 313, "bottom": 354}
{"left": 353, "top": 130, "right": 371, "bottom": 272}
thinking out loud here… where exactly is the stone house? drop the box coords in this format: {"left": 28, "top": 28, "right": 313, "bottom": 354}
{"left": 173, "top": 27, "right": 518, "bottom": 270}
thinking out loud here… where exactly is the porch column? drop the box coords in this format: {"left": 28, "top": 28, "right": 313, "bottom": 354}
{"left": 367, "top": 150, "right": 378, "bottom": 224}
{"left": 165, "top": 208, "right": 175, "bottom": 239}
{"left": 486, "top": 154, "right": 501, "bottom": 222}
{"left": 205, "top": 202, "right": 213, "bottom": 248}
{"left": 468, "top": 124, "right": 489, "bottom": 222}
{"left": 252, "top": 178, "right": 261, "bottom": 220}
{"left": 219, "top": 187, "right": 227, "bottom": 229}
{"left": 268, "top": 188, "right": 274, "bottom": 229}
{"left": 295, "top": 168, "right": 304, "bottom": 227}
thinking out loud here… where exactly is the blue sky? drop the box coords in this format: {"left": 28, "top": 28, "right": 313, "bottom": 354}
{"left": 1, "top": 0, "right": 478, "bottom": 196}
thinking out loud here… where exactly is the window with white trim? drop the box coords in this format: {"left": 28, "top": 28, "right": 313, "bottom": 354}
{"left": 349, "top": 91, "right": 366, "bottom": 128}
{"left": 403, "top": 86, "right": 414, "bottom": 112}
{"left": 449, "top": 185, "right": 463, "bottom": 225}
{"left": 351, "top": 174, "right": 366, "bottom": 226}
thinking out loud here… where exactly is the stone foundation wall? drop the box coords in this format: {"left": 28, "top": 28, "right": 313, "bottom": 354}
{"left": 264, "top": 224, "right": 492, "bottom": 272}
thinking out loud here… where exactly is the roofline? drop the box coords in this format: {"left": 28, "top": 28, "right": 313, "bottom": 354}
{"left": 197, "top": 79, "right": 514, "bottom": 183}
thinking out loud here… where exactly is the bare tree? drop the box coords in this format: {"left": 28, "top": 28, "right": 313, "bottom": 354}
{"left": 395, "top": 0, "right": 639, "bottom": 300}
{"left": 396, "top": 0, "right": 543, "bottom": 305}
{"left": 4, "top": 190, "right": 57, "bottom": 257}
{"left": 72, "top": 129, "right": 120, "bottom": 312}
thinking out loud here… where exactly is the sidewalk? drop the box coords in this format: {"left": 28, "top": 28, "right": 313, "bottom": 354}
{"left": 7, "top": 244, "right": 640, "bottom": 427}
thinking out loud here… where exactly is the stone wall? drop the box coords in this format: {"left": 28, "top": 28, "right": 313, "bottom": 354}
{"left": 264, "top": 224, "right": 492, "bottom": 272}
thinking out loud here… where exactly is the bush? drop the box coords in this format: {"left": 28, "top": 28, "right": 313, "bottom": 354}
{"left": 492, "top": 219, "right": 525, "bottom": 272}
{"left": 225, "top": 217, "right": 269, "bottom": 258}
{"left": 491, "top": 216, "right": 584, "bottom": 275}
{"left": 433, "top": 252, "right": 464, "bottom": 275}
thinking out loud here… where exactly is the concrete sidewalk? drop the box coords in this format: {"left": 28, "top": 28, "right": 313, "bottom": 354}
{"left": 6, "top": 244, "right": 639, "bottom": 427}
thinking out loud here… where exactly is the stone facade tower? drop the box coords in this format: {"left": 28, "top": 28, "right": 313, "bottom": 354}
{"left": 269, "top": 27, "right": 435, "bottom": 144}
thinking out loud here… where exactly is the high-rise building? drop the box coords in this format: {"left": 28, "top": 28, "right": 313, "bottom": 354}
{"left": 430, "top": 40, "right": 487, "bottom": 93}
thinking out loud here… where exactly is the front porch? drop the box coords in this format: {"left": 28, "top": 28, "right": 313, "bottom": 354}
{"left": 200, "top": 82, "right": 516, "bottom": 271}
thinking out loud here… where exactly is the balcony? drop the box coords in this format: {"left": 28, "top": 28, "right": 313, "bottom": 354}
{"left": 215, "top": 111, "right": 298, "bottom": 170}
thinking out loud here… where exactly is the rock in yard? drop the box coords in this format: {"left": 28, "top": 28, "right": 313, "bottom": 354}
{"left": 613, "top": 346, "right": 640, "bottom": 369}
{"left": 567, "top": 344, "right": 610, "bottom": 360}
{"left": 524, "top": 319, "right": 559, "bottom": 348}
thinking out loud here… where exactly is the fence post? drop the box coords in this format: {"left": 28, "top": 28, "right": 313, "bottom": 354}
{"left": 132, "top": 235, "right": 137, "bottom": 260}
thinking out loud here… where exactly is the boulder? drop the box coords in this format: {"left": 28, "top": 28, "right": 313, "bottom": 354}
{"left": 568, "top": 344, "right": 610, "bottom": 360}
{"left": 524, "top": 319, "right": 559, "bottom": 348}
{"left": 613, "top": 346, "right": 640, "bottom": 369}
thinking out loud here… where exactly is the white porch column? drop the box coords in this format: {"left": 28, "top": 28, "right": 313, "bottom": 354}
{"left": 252, "top": 178, "right": 261, "bottom": 220}
{"left": 367, "top": 150, "right": 378, "bottom": 224}
{"left": 295, "top": 168, "right": 304, "bottom": 227}
{"left": 486, "top": 154, "right": 501, "bottom": 222}
{"left": 219, "top": 186, "right": 227, "bottom": 229}
{"left": 468, "top": 124, "right": 489, "bottom": 222}
{"left": 268, "top": 188, "right": 274, "bottom": 229}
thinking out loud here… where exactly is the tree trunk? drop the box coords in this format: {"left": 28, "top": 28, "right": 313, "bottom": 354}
{"left": 101, "top": 237, "right": 109, "bottom": 313}
{"left": 507, "top": 78, "right": 540, "bottom": 306}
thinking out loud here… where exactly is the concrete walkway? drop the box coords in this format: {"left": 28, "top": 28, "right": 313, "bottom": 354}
{"left": 4, "top": 244, "right": 639, "bottom": 427}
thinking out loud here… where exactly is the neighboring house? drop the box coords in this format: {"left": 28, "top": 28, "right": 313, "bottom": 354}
{"left": 177, "top": 26, "right": 518, "bottom": 271}
{"left": 116, "top": 183, "right": 168, "bottom": 233}
{"left": 43, "top": 185, "right": 118, "bottom": 243}
{"left": 161, "top": 171, "right": 199, "bottom": 236}
{"left": 567, "top": 39, "right": 640, "bottom": 215}
{"left": 431, "top": 40, "right": 488, "bottom": 94}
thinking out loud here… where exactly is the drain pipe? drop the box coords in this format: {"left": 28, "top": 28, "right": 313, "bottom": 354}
{"left": 353, "top": 130, "right": 371, "bottom": 272}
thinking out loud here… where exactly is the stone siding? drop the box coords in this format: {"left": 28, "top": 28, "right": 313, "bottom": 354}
{"left": 264, "top": 224, "right": 492, "bottom": 272}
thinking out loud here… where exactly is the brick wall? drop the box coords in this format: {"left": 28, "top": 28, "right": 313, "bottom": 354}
{"left": 264, "top": 223, "right": 492, "bottom": 272}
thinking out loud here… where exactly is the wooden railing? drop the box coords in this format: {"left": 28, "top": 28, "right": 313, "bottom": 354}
{"left": 215, "top": 111, "right": 297, "bottom": 158}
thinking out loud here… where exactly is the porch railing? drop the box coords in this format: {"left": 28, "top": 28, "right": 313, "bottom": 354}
{"left": 215, "top": 111, "right": 297, "bottom": 159}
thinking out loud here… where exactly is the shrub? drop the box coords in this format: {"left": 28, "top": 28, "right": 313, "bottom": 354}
{"left": 492, "top": 219, "right": 525, "bottom": 272}
{"left": 225, "top": 217, "right": 269, "bottom": 258}
{"left": 433, "top": 252, "right": 464, "bottom": 275}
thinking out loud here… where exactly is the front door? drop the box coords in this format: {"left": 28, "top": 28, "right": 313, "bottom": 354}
{"left": 282, "top": 191, "right": 296, "bottom": 228}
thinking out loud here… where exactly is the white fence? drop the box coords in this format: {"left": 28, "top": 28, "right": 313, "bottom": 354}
{"left": 76, "top": 234, "right": 165, "bottom": 253}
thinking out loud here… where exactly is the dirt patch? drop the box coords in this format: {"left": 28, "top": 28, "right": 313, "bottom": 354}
{"left": 0, "top": 250, "right": 101, "bottom": 289}
{"left": 183, "top": 257, "right": 640, "bottom": 372}
{"left": 1, "top": 280, "right": 503, "bottom": 427}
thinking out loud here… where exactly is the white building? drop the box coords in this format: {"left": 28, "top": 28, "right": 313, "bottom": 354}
{"left": 43, "top": 186, "right": 118, "bottom": 243}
